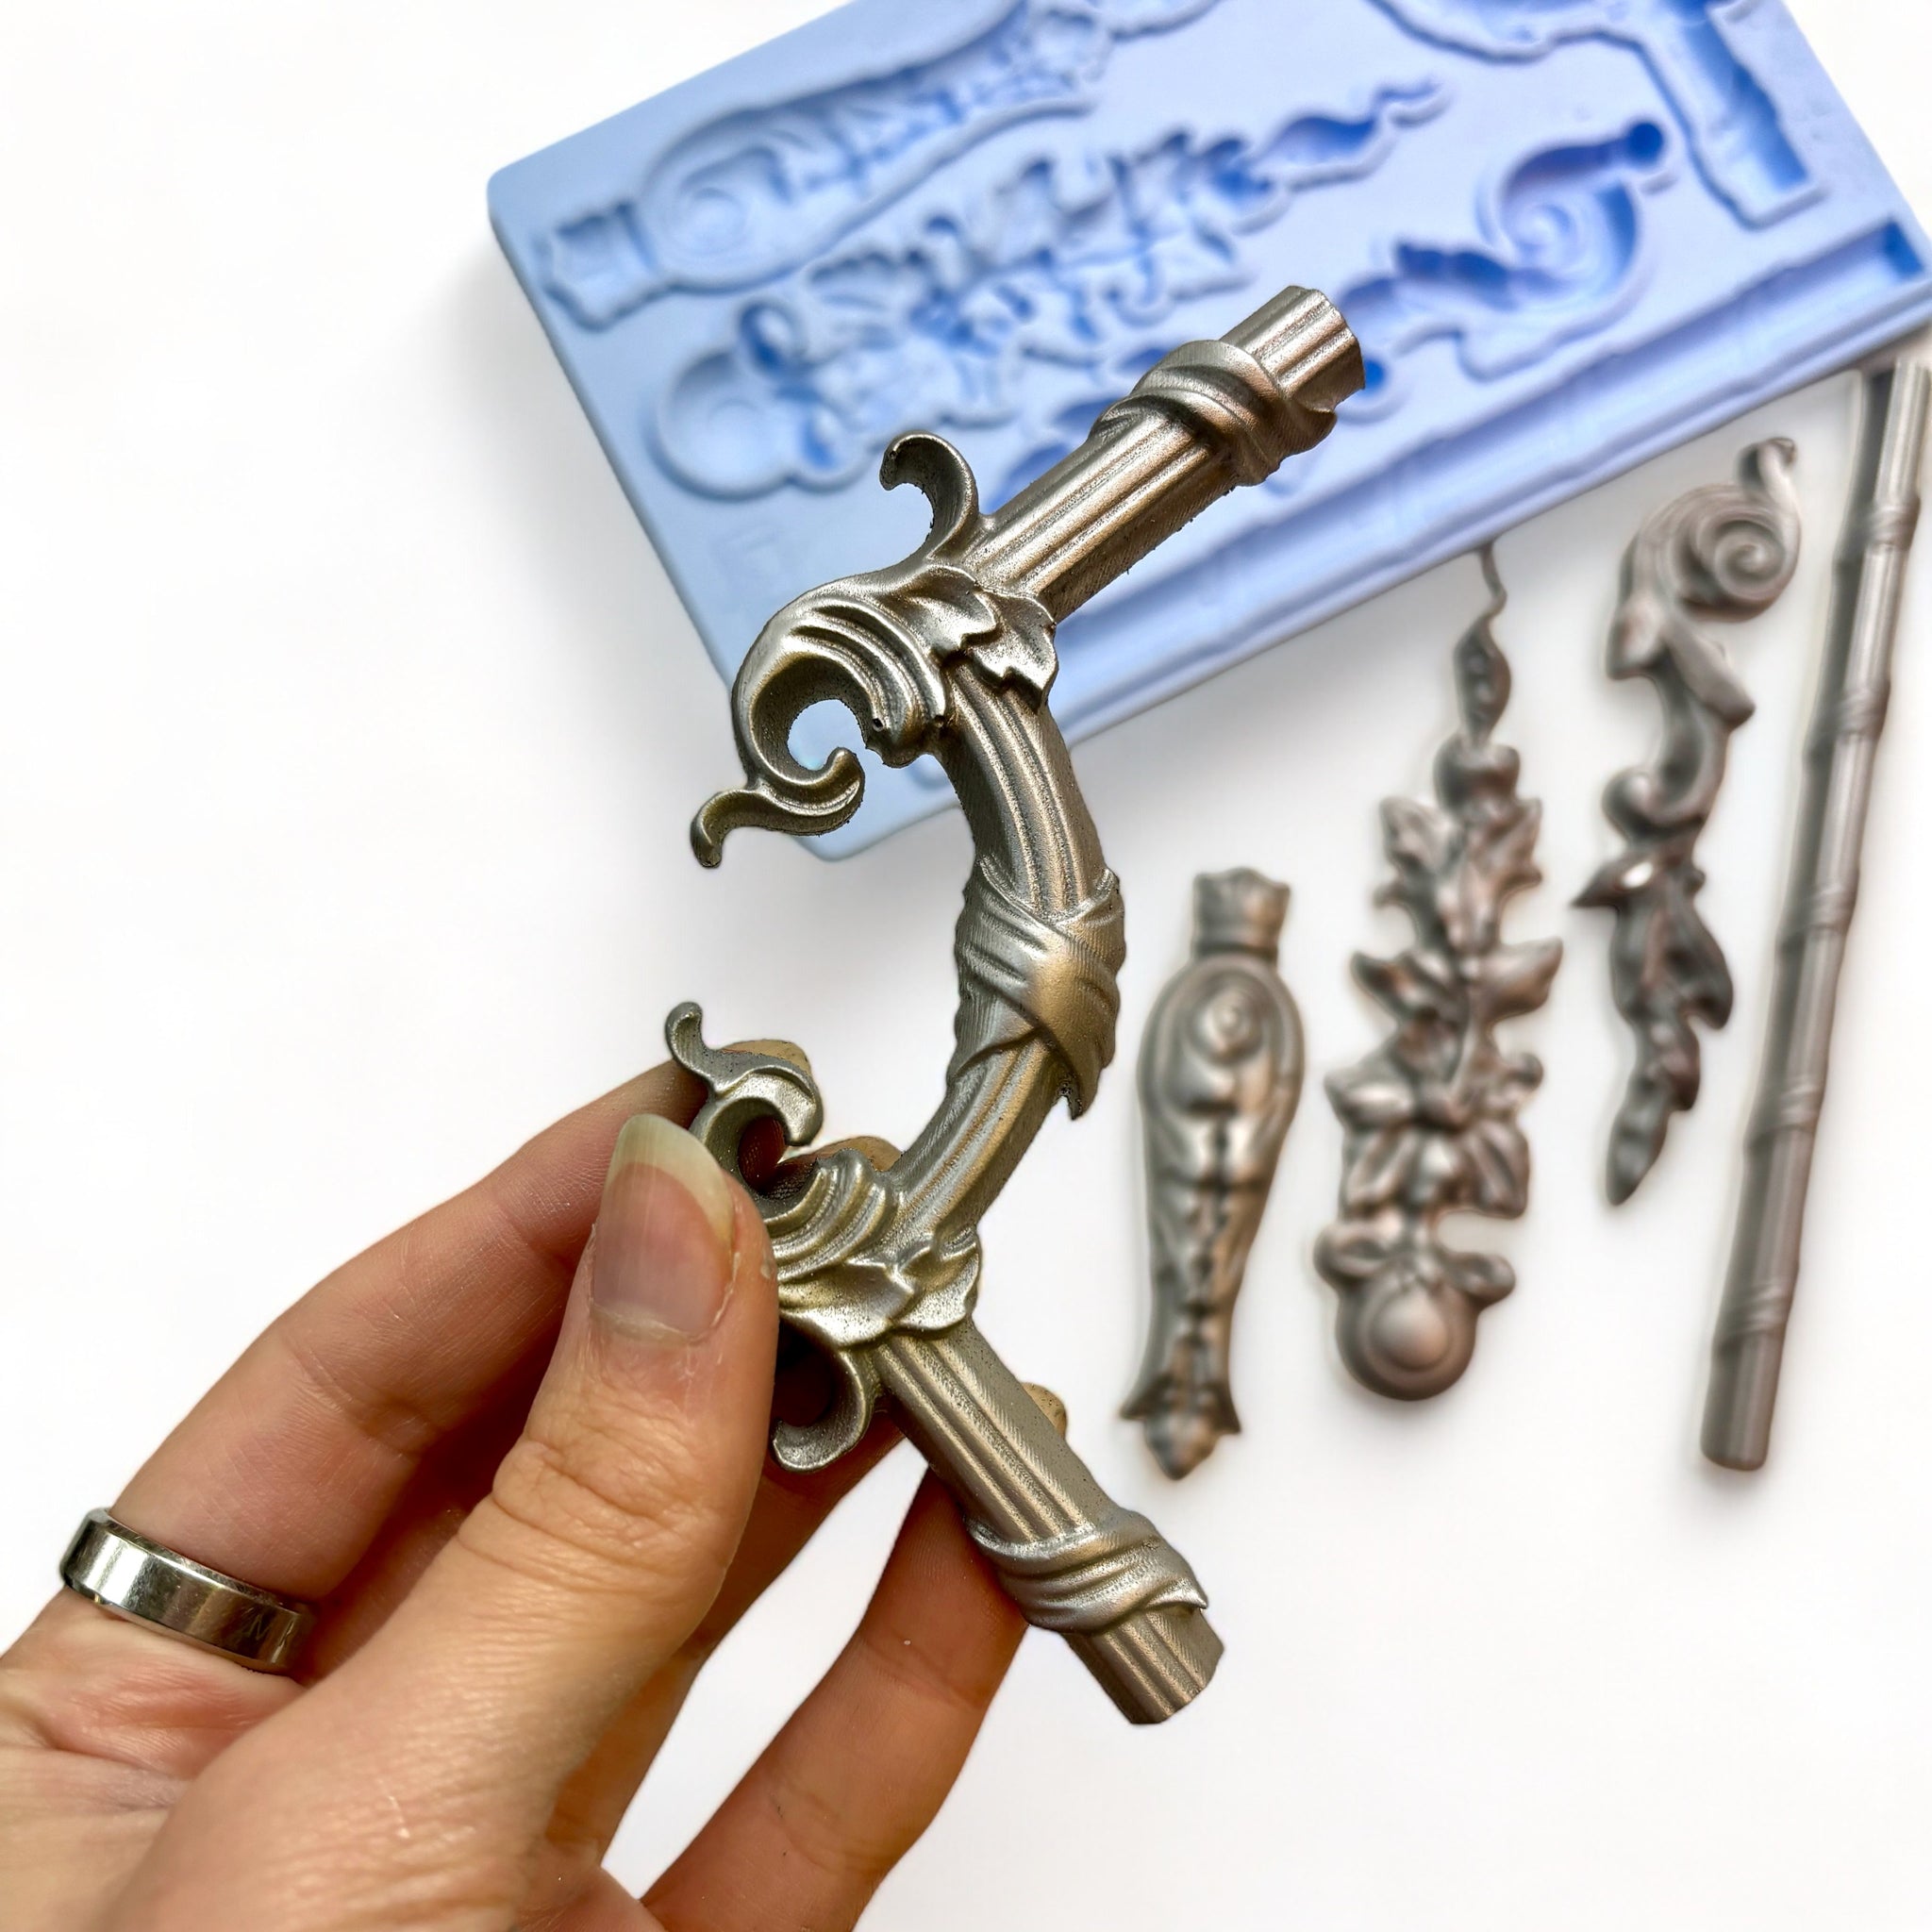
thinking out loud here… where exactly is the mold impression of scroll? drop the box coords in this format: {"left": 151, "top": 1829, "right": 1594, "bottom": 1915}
{"left": 671, "top": 285, "right": 1363, "bottom": 1718}
{"left": 1315, "top": 552, "right": 1560, "bottom": 1400}
{"left": 541, "top": 0, "right": 1229, "bottom": 327}
{"left": 1337, "top": 120, "right": 1669, "bottom": 418}
{"left": 1369, "top": 0, "right": 1818, "bottom": 225}
{"left": 1576, "top": 441, "right": 1800, "bottom": 1202}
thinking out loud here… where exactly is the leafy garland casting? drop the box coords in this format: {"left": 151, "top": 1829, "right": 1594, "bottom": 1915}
{"left": 1316, "top": 551, "right": 1561, "bottom": 1400}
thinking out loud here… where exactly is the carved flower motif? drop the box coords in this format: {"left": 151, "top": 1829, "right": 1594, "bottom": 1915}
{"left": 1326, "top": 1029, "right": 1545, "bottom": 1224}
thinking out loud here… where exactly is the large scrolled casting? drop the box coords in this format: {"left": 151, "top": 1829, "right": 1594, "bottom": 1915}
{"left": 670, "top": 285, "right": 1360, "bottom": 1723}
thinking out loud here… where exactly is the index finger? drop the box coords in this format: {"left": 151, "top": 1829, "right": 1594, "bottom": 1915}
{"left": 109, "top": 1060, "right": 701, "bottom": 1606}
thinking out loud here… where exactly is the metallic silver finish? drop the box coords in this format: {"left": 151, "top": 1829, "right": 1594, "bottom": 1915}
{"left": 1577, "top": 442, "right": 1802, "bottom": 1204}
{"left": 58, "top": 1509, "right": 315, "bottom": 1673}
{"left": 1315, "top": 551, "right": 1562, "bottom": 1400}
{"left": 1124, "top": 870, "right": 1304, "bottom": 1478}
{"left": 675, "top": 285, "right": 1362, "bottom": 1719}
{"left": 1704, "top": 356, "right": 1929, "bottom": 1471}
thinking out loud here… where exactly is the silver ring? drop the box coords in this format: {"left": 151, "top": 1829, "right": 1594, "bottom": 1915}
{"left": 59, "top": 1510, "right": 316, "bottom": 1673}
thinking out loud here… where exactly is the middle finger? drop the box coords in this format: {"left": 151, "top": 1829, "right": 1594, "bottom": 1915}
{"left": 541, "top": 1411, "right": 904, "bottom": 1870}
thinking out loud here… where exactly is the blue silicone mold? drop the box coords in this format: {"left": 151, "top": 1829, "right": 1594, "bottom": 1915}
{"left": 490, "top": 0, "right": 1932, "bottom": 854}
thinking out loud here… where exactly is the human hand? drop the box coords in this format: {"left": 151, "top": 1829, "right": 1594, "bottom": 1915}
{"left": 0, "top": 1063, "right": 1024, "bottom": 1930}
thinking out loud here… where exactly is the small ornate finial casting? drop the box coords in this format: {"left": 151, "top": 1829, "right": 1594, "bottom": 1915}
{"left": 1124, "top": 870, "right": 1305, "bottom": 1478}
{"left": 1315, "top": 550, "right": 1561, "bottom": 1400}
{"left": 673, "top": 287, "right": 1363, "bottom": 1717}
{"left": 1576, "top": 441, "right": 1801, "bottom": 1202}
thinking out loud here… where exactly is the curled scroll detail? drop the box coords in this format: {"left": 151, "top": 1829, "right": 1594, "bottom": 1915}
{"left": 691, "top": 432, "right": 1058, "bottom": 860}
{"left": 1576, "top": 441, "right": 1800, "bottom": 1202}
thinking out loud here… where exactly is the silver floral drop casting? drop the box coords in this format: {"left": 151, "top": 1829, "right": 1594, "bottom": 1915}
{"left": 668, "top": 287, "right": 1363, "bottom": 1719}
{"left": 1316, "top": 551, "right": 1561, "bottom": 1401}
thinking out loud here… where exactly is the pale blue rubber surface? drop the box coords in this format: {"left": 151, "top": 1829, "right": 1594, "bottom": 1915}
{"left": 491, "top": 0, "right": 1932, "bottom": 855}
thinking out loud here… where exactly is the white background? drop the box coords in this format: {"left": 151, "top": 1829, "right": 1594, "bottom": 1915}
{"left": 3, "top": 4, "right": 1929, "bottom": 1926}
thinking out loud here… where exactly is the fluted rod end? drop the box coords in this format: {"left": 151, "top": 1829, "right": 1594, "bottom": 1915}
{"left": 1226, "top": 283, "right": 1365, "bottom": 427}
{"left": 1702, "top": 1333, "right": 1785, "bottom": 1471}
{"left": 1073, "top": 1605, "right": 1224, "bottom": 1724}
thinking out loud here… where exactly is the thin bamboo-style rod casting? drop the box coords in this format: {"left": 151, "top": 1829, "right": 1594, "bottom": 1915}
{"left": 1704, "top": 355, "right": 1930, "bottom": 1471}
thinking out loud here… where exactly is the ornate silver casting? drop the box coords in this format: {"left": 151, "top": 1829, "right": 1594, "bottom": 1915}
{"left": 1124, "top": 870, "right": 1304, "bottom": 1478}
{"left": 1576, "top": 441, "right": 1801, "bottom": 1203}
{"left": 1704, "top": 355, "right": 1929, "bottom": 1471}
{"left": 670, "top": 286, "right": 1363, "bottom": 1719}
{"left": 1315, "top": 551, "right": 1562, "bottom": 1400}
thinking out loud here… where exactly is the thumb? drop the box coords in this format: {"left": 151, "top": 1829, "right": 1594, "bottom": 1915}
{"left": 123, "top": 1114, "right": 778, "bottom": 1928}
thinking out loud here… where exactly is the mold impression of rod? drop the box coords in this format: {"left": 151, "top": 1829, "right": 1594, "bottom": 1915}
{"left": 1703, "top": 354, "right": 1929, "bottom": 1471}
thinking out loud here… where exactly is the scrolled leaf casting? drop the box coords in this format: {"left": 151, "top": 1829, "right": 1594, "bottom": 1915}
{"left": 673, "top": 286, "right": 1362, "bottom": 1721}
{"left": 1316, "top": 551, "right": 1561, "bottom": 1401}
{"left": 1576, "top": 441, "right": 1800, "bottom": 1203}
{"left": 652, "top": 81, "right": 1443, "bottom": 498}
